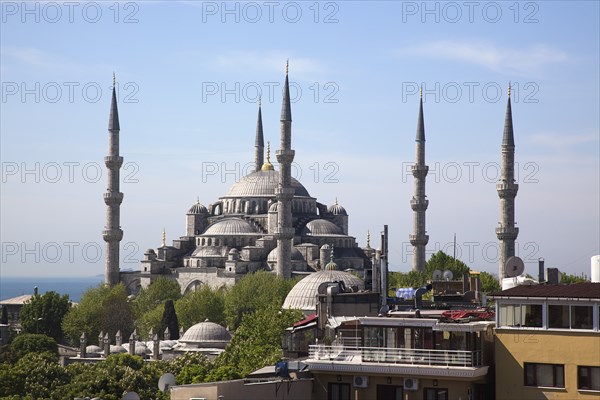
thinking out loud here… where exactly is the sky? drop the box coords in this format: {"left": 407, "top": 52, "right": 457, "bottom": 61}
{"left": 1, "top": 1, "right": 599, "bottom": 279}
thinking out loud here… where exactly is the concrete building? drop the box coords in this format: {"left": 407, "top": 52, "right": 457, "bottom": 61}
{"left": 491, "top": 282, "right": 600, "bottom": 399}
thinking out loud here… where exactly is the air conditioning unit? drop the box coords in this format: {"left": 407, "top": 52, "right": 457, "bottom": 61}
{"left": 353, "top": 376, "right": 368, "bottom": 388}
{"left": 404, "top": 378, "right": 419, "bottom": 391}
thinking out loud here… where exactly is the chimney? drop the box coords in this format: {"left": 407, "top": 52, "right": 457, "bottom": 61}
{"left": 538, "top": 258, "right": 545, "bottom": 283}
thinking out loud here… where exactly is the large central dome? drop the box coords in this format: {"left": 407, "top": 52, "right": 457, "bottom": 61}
{"left": 224, "top": 169, "right": 310, "bottom": 198}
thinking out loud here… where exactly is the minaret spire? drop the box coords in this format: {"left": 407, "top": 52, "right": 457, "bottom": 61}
{"left": 254, "top": 96, "right": 264, "bottom": 172}
{"left": 103, "top": 74, "right": 124, "bottom": 286}
{"left": 409, "top": 94, "right": 429, "bottom": 271}
{"left": 496, "top": 82, "right": 519, "bottom": 280}
{"left": 275, "top": 61, "right": 295, "bottom": 279}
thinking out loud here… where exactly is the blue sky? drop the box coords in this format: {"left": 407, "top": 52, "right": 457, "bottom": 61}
{"left": 1, "top": 1, "right": 599, "bottom": 278}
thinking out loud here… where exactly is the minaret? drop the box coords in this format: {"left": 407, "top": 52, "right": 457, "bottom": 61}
{"left": 275, "top": 61, "right": 295, "bottom": 279}
{"left": 409, "top": 88, "right": 429, "bottom": 271}
{"left": 103, "top": 74, "right": 124, "bottom": 286}
{"left": 496, "top": 83, "right": 519, "bottom": 279}
{"left": 254, "top": 96, "right": 264, "bottom": 172}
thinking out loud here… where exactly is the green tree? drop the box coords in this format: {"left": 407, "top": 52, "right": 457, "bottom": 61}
{"left": 425, "top": 251, "right": 470, "bottom": 279}
{"left": 560, "top": 272, "right": 589, "bottom": 284}
{"left": 132, "top": 277, "right": 182, "bottom": 320}
{"left": 389, "top": 270, "right": 428, "bottom": 291}
{"left": 20, "top": 291, "right": 71, "bottom": 342}
{"left": 159, "top": 300, "right": 180, "bottom": 340}
{"left": 136, "top": 304, "right": 164, "bottom": 340}
{"left": 224, "top": 271, "right": 297, "bottom": 330}
{"left": 176, "top": 285, "right": 226, "bottom": 329}
{"left": 10, "top": 333, "right": 58, "bottom": 360}
{"left": 479, "top": 271, "right": 501, "bottom": 294}
{"left": 62, "top": 283, "right": 134, "bottom": 345}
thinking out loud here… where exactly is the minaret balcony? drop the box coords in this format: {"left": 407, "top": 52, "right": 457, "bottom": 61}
{"left": 411, "top": 164, "right": 429, "bottom": 178}
{"left": 102, "top": 229, "right": 123, "bottom": 242}
{"left": 104, "top": 156, "right": 123, "bottom": 168}
{"left": 275, "top": 149, "right": 295, "bottom": 164}
{"left": 275, "top": 187, "right": 295, "bottom": 201}
{"left": 410, "top": 198, "right": 429, "bottom": 211}
{"left": 409, "top": 234, "right": 429, "bottom": 246}
{"left": 495, "top": 226, "right": 519, "bottom": 240}
{"left": 496, "top": 182, "right": 519, "bottom": 198}
{"left": 103, "top": 192, "right": 124, "bottom": 205}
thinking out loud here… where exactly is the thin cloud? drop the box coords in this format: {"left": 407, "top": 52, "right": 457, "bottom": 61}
{"left": 528, "top": 132, "right": 598, "bottom": 150}
{"left": 398, "top": 40, "right": 569, "bottom": 75}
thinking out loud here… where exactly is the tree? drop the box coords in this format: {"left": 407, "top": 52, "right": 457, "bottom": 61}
{"left": 560, "top": 272, "right": 589, "bottom": 284}
{"left": 20, "top": 291, "right": 71, "bottom": 342}
{"left": 479, "top": 271, "right": 501, "bottom": 294}
{"left": 132, "top": 277, "right": 182, "bottom": 320}
{"left": 10, "top": 333, "right": 58, "bottom": 360}
{"left": 425, "top": 251, "right": 470, "bottom": 279}
{"left": 176, "top": 285, "right": 226, "bottom": 329}
{"left": 62, "top": 283, "right": 134, "bottom": 345}
{"left": 389, "top": 270, "right": 428, "bottom": 291}
{"left": 159, "top": 300, "right": 179, "bottom": 340}
{"left": 224, "top": 271, "right": 297, "bottom": 330}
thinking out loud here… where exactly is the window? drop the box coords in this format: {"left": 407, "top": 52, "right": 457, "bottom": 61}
{"left": 499, "top": 303, "right": 542, "bottom": 327}
{"left": 376, "top": 385, "right": 402, "bottom": 400}
{"left": 549, "top": 304, "right": 594, "bottom": 330}
{"left": 578, "top": 366, "right": 600, "bottom": 391}
{"left": 524, "top": 363, "right": 564, "bottom": 388}
{"left": 328, "top": 383, "right": 350, "bottom": 400}
{"left": 424, "top": 388, "right": 448, "bottom": 400}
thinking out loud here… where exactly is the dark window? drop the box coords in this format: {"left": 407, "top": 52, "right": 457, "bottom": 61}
{"left": 424, "top": 388, "right": 448, "bottom": 400}
{"left": 571, "top": 306, "right": 593, "bottom": 329}
{"left": 578, "top": 366, "right": 600, "bottom": 391}
{"left": 376, "top": 385, "right": 403, "bottom": 400}
{"left": 328, "top": 383, "right": 350, "bottom": 400}
{"left": 524, "top": 363, "right": 565, "bottom": 388}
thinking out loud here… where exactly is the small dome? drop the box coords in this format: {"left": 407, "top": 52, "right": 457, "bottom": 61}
{"left": 282, "top": 270, "right": 365, "bottom": 314}
{"left": 269, "top": 202, "right": 279, "bottom": 212}
{"left": 320, "top": 244, "right": 330, "bottom": 250}
{"left": 229, "top": 248, "right": 239, "bottom": 254}
{"left": 328, "top": 199, "right": 347, "bottom": 215}
{"left": 302, "top": 219, "right": 343, "bottom": 236}
{"left": 203, "top": 218, "right": 257, "bottom": 235}
{"left": 144, "top": 248, "right": 156, "bottom": 255}
{"left": 267, "top": 246, "right": 305, "bottom": 262}
{"left": 110, "top": 345, "right": 127, "bottom": 354}
{"left": 188, "top": 200, "right": 208, "bottom": 214}
{"left": 85, "top": 345, "right": 102, "bottom": 355}
{"left": 179, "top": 321, "right": 232, "bottom": 349}
{"left": 191, "top": 247, "right": 227, "bottom": 257}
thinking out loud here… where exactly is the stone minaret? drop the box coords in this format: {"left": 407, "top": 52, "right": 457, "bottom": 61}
{"left": 103, "top": 74, "right": 124, "bottom": 286}
{"left": 496, "top": 84, "right": 519, "bottom": 279}
{"left": 409, "top": 90, "right": 429, "bottom": 271}
{"left": 254, "top": 96, "right": 264, "bottom": 172}
{"left": 275, "top": 62, "right": 295, "bottom": 279}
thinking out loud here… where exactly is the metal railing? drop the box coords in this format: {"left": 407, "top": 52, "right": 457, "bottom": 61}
{"left": 308, "top": 345, "right": 482, "bottom": 367}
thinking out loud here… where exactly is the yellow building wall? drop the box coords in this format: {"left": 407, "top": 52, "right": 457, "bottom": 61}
{"left": 495, "top": 329, "right": 600, "bottom": 400}
{"left": 312, "top": 373, "right": 488, "bottom": 400}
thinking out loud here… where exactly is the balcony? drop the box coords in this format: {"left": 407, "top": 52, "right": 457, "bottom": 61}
{"left": 306, "top": 345, "right": 488, "bottom": 378}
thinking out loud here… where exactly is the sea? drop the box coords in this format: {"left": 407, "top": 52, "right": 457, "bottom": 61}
{"left": 0, "top": 276, "right": 105, "bottom": 302}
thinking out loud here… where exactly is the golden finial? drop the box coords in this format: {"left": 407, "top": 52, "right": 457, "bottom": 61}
{"left": 196, "top": 196, "right": 200, "bottom": 204}
{"left": 162, "top": 228, "right": 166, "bottom": 247}
{"left": 420, "top": 85, "right": 423, "bottom": 98}
{"left": 261, "top": 141, "right": 274, "bottom": 171}
{"left": 367, "top": 230, "right": 371, "bottom": 248}
{"left": 112, "top": 72, "right": 116, "bottom": 88}
{"left": 258, "top": 95, "right": 261, "bottom": 108}
{"left": 286, "top": 59, "right": 289, "bottom": 75}
{"left": 508, "top": 81, "right": 511, "bottom": 98}
{"left": 335, "top": 197, "right": 339, "bottom": 206}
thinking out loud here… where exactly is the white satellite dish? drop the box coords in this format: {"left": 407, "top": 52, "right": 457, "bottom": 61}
{"left": 158, "top": 373, "right": 176, "bottom": 393}
{"left": 443, "top": 270, "right": 454, "bottom": 281}
{"left": 432, "top": 270, "right": 443, "bottom": 280}
{"left": 505, "top": 256, "right": 525, "bottom": 277}
{"left": 121, "top": 392, "right": 140, "bottom": 400}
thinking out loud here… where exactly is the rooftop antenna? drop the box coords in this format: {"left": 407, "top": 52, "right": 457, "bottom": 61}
{"left": 505, "top": 256, "right": 525, "bottom": 277}
{"left": 158, "top": 373, "right": 176, "bottom": 393}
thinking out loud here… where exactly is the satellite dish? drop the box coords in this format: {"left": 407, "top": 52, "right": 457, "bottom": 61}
{"left": 158, "top": 373, "right": 176, "bottom": 393}
{"left": 443, "top": 270, "right": 454, "bottom": 281}
{"left": 121, "top": 392, "right": 140, "bottom": 400}
{"left": 505, "top": 256, "right": 525, "bottom": 277}
{"left": 432, "top": 270, "right": 443, "bottom": 280}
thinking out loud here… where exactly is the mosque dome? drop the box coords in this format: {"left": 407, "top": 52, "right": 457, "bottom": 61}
{"left": 267, "top": 246, "right": 305, "bottom": 262}
{"left": 282, "top": 270, "right": 364, "bottom": 314}
{"left": 302, "top": 219, "right": 343, "bottom": 236}
{"left": 191, "top": 247, "right": 226, "bottom": 257}
{"left": 328, "top": 199, "right": 347, "bottom": 216}
{"left": 203, "top": 218, "right": 257, "bottom": 235}
{"left": 188, "top": 199, "right": 208, "bottom": 214}
{"left": 179, "top": 320, "right": 232, "bottom": 349}
{"left": 85, "top": 345, "right": 102, "bottom": 355}
{"left": 224, "top": 170, "right": 310, "bottom": 198}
